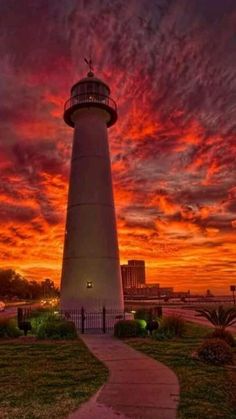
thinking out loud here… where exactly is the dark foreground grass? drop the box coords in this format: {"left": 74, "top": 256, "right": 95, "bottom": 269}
{"left": 0, "top": 339, "right": 108, "bottom": 419}
{"left": 126, "top": 323, "right": 236, "bottom": 419}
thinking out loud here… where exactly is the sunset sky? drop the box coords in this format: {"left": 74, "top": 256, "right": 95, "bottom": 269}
{"left": 0, "top": 0, "right": 235, "bottom": 293}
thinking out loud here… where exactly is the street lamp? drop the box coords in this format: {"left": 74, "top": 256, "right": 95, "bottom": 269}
{"left": 230, "top": 285, "right": 236, "bottom": 305}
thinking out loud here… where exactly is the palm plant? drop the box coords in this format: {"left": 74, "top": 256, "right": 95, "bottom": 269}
{"left": 196, "top": 305, "right": 236, "bottom": 330}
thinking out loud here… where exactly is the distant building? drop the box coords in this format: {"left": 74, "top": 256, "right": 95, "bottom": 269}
{"left": 121, "top": 259, "right": 182, "bottom": 299}
{"left": 124, "top": 283, "right": 160, "bottom": 298}
{"left": 121, "top": 260, "right": 146, "bottom": 289}
{"left": 159, "top": 287, "right": 174, "bottom": 297}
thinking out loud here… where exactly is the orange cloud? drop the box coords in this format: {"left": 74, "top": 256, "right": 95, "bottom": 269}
{"left": 0, "top": 0, "right": 236, "bottom": 295}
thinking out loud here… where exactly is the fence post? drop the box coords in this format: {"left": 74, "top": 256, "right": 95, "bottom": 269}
{"left": 17, "top": 307, "right": 23, "bottom": 327}
{"left": 81, "top": 307, "right": 85, "bottom": 334}
{"left": 102, "top": 307, "right": 106, "bottom": 333}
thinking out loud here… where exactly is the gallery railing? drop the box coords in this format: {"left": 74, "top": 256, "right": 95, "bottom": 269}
{"left": 64, "top": 93, "right": 117, "bottom": 113}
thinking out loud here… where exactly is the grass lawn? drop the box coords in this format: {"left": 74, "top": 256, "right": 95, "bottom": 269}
{"left": 0, "top": 339, "right": 108, "bottom": 419}
{"left": 126, "top": 322, "right": 236, "bottom": 419}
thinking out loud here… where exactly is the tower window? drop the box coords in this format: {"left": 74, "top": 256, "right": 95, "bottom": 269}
{"left": 87, "top": 82, "right": 94, "bottom": 92}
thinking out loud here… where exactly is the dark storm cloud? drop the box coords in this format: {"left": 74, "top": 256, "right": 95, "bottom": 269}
{"left": 194, "top": 0, "right": 236, "bottom": 22}
{"left": 12, "top": 141, "right": 68, "bottom": 178}
{"left": 0, "top": 202, "right": 38, "bottom": 223}
{"left": 0, "top": 0, "right": 72, "bottom": 80}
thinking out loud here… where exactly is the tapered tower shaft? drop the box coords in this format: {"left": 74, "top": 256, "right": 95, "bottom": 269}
{"left": 60, "top": 71, "right": 123, "bottom": 311}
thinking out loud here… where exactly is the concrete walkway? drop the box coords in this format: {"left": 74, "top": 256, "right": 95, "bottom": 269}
{"left": 69, "top": 334, "right": 179, "bottom": 419}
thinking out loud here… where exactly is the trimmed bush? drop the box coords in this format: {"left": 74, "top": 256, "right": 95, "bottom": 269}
{"left": 134, "top": 307, "right": 162, "bottom": 322}
{"left": 30, "top": 311, "right": 60, "bottom": 334}
{"left": 146, "top": 319, "right": 159, "bottom": 335}
{"left": 153, "top": 315, "right": 185, "bottom": 340}
{"left": 114, "top": 319, "right": 147, "bottom": 338}
{"left": 134, "top": 308, "right": 152, "bottom": 322}
{"left": 0, "top": 318, "right": 21, "bottom": 338}
{"left": 206, "top": 329, "right": 235, "bottom": 347}
{"left": 36, "top": 318, "right": 77, "bottom": 340}
{"left": 198, "top": 338, "right": 233, "bottom": 365}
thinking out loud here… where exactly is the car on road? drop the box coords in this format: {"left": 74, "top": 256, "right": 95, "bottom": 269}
{"left": 0, "top": 301, "right": 6, "bottom": 312}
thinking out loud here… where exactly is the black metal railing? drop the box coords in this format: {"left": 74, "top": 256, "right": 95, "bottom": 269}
{"left": 64, "top": 93, "right": 117, "bottom": 113}
{"left": 17, "top": 307, "right": 31, "bottom": 324}
{"left": 61, "top": 307, "right": 124, "bottom": 334}
{"left": 17, "top": 307, "right": 32, "bottom": 336}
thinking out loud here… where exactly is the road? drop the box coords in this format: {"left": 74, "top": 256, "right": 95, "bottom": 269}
{"left": 0, "top": 303, "right": 40, "bottom": 320}
{"left": 0, "top": 306, "right": 18, "bottom": 319}
{"left": 163, "top": 307, "right": 236, "bottom": 334}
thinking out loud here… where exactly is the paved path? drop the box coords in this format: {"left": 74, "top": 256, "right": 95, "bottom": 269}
{"left": 69, "top": 334, "right": 179, "bottom": 419}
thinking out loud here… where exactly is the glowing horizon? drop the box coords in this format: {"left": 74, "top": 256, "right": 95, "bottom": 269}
{"left": 0, "top": 1, "right": 235, "bottom": 294}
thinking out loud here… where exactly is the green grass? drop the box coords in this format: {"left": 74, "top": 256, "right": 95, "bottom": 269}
{"left": 0, "top": 340, "right": 108, "bottom": 419}
{"left": 126, "top": 322, "right": 236, "bottom": 419}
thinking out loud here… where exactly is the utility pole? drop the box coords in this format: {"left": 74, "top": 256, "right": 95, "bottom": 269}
{"left": 230, "top": 285, "right": 236, "bottom": 305}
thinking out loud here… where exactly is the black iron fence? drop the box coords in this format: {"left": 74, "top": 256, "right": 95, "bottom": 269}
{"left": 17, "top": 307, "right": 31, "bottom": 324}
{"left": 16, "top": 306, "right": 125, "bottom": 335}
{"left": 17, "top": 307, "right": 32, "bottom": 336}
{"left": 60, "top": 307, "right": 125, "bottom": 334}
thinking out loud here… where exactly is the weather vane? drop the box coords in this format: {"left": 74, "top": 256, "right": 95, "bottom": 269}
{"left": 84, "top": 57, "right": 94, "bottom": 73}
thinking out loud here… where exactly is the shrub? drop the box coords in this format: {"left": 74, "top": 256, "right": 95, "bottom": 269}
{"left": 206, "top": 329, "right": 235, "bottom": 347}
{"left": 114, "top": 319, "right": 147, "bottom": 338}
{"left": 30, "top": 311, "right": 59, "bottom": 334}
{"left": 36, "top": 318, "right": 77, "bottom": 340}
{"left": 0, "top": 318, "right": 21, "bottom": 338}
{"left": 152, "top": 328, "right": 175, "bottom": 340}
{"left": 134, "top": 309, "right": 153, "bottom": 322}
{"left": 134, "top": 307, "right": 162, "bottom": 322}
{"left": 153, "top": 315, "right": 186, "bottom": 340}
{"left": 198, "top": 338, "right": 233, "bottom": 365}
{"left": 196, "top": 305, "right": 236, "bottom": 329}
{"left": 146, "top": 319, "right": 159, "bottom": 335}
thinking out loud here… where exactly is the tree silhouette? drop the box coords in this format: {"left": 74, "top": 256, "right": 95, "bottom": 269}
{"left": 0, "top": 269, "right": 59, "bottom": 300}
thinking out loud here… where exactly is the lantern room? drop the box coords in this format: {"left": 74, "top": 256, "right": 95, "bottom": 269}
{"left": 64, "top": 71, "right": 117, "bottom": 128}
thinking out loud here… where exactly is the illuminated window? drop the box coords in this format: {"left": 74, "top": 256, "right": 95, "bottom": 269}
{"left": 86, "top": 281, "right": 93, "bottom": 289}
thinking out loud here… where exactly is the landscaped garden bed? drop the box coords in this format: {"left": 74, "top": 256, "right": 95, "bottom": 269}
{"left": 0, "top": 309, "right": 108, "bottom": 418}
{"left": 1, "top": 306, "right": 236, "bottom": 418}
{"left": 126, "top": 321, "right": 236, "bottom": 419}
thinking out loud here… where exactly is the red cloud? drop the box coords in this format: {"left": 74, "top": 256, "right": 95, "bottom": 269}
{"left": 0, "top": 0, "right": 235, "bottom": 293}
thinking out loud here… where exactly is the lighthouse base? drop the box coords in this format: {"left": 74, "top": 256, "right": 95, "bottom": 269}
{"left": 60, "top": 256, "right": 124, "bottom": 312}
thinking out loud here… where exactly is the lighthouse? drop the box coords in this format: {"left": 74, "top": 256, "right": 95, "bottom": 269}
{"left": 60, "top": 65, "right": 124, "bottom": 313}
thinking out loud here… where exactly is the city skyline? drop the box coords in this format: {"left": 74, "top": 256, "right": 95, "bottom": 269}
{"left": 0, "top": 1, "right": 235, "bottom": 294}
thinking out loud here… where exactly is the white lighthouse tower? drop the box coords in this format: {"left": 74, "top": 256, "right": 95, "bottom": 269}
{"left": 60, "top": 64, "right": 124, "bottom": 313}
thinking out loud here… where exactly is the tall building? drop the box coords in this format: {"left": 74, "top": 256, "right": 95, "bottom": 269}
{"left": 121, "top": 260, "right": 146, "bottom": 289}
{"left": 60, "top": 67, "right": 124, "bottom": 312}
